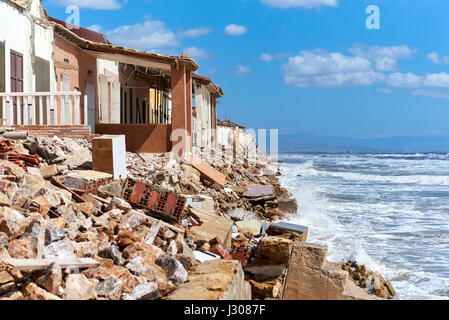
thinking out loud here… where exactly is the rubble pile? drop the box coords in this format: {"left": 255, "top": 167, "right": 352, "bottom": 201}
{"left": 0, "top": 134, "right": 396, "bottom": 300}
{"left": 341, "top": 261, "right": 396, "bottom": 299}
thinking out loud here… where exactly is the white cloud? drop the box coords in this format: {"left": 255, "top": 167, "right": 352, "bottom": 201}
{"left": 224, "top": 24, "right": 247, "bottom": 36}
{"left": 184, "top": 47, "right": 214, "bottom": 59}
{"left": 105, "top": 19, "right": 178, "bottom": 50}
{"left": 235, "top": 65, "right": 252, "bottom": 77}
{"left": 412, "top": 89, "right": 449, "bottom": 99}
{"left": 259, "top": 54, "right": 274, "bottom": 62}
{"left": 281, "top": 49, "right": 385, "bottom": 87}
{"left": 50, "top": 0, "right": 124, "bottom": 10}
{"left": 349, "top": 44, "right": 416, "bottom": 71}
{"left": 377, "top": 88, "right": 392, "bottom": 94}
{"left": 386, "top": 72, "right": 449, "bottom": 88}
{"left": 179, "top": 27, "right": 212, "bottom": 38}
{"left": 427, "top": 52, "right": 449, "bottom": 65}
{"left": 260, "top": 0, "right": 338, "bottom": 9}
{"left": 87, "top": 25, "right": 102, "bottom": 33}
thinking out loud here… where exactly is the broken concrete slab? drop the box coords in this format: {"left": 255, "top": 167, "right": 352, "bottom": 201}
{"left": 165, "top": 260, "right": 251, "bottom": 300}
{"left": 228, "top": 208, "right": 261, "bottom": 222}
{"left": 235, "top": 220, "right": 266, "bottom": 236}
{"left": 243, "top": 185, "right": 274, "bottom": 198}
{"left": 4, "top": 258, "right": 100, "bottom": 272}
{"left": 267, "top": 221, "right": 309, "bottom": 242}
{"left": 189, "top": 207, "right": 233, "bottom": 248}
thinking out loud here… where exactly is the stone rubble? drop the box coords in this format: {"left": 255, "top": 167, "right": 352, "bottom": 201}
{"left": 0, "top": 134, "right": 396, "bottom": 300}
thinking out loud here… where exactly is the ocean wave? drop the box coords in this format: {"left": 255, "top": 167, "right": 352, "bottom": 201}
{"left": 285, "top": 160, "right": 449, "bottom": 185}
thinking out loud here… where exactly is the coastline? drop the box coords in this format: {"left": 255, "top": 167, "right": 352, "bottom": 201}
{"left": 0, "top": 135, "right": 394, "bottom": 300}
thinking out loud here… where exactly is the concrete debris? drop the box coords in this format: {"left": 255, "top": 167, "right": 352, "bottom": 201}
{"left": 0, "top": 134, "right": 392, "bottom": 301}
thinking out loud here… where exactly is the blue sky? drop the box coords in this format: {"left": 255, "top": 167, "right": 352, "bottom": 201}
{"left": 44, "top": 0, "right": 449, "bottom": 138}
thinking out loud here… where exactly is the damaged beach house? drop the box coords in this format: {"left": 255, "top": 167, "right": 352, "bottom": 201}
{"left": 0, "top": 0, "right": 254, "bottom": 159}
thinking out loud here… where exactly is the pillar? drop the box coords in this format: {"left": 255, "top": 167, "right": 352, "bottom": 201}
{"left": 170, "top": 63, "right": 192, "bottom": 155}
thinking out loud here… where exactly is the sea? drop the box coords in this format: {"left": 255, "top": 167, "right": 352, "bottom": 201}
{"left": 278, "top": 153, "right": 449, "bottom": 300}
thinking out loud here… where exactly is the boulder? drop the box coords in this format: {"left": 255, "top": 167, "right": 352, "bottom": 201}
{"left": 95, "top": 277, "right": 122, "bottom": 298}
{"left": 156, "top": 254, "right": 187, "bottom": 287}
{"left": 0, "top": 207, "right": 28, "bottom": 239}
{"left": 235, "top": 220, "right": 265, "bottom": 236}
{"left": 8, "top": 239, "right": 34, "bottom": 259}
{"left": 249, "top": 279, "right": 283, "bottom": 299}
{"left": 124, "top": 282, "right": 160, "bottom": 300}
{"left": 23, "top": 282, "right": 62, "bottom": 300}
{"left": 36, "top": 263, "right": 62, "bottom": 295}
{"left": 98, "top": 245, "right": 125, "bottom": 266}
{"left": 277, "top": 199, "right": 298, "bottom": 215}
{"left": 257, "top": 236, "right": 293, "bottom": 264}
{"left": 64, "top": 274, "right": 98, "bottom": 300}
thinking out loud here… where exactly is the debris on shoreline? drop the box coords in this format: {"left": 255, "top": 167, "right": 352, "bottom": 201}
{"left": 0, "top": 134, "right": 395, "bottom": 300}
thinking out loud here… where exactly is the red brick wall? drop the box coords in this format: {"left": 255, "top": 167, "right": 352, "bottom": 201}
{"left": 95, "top": 123, "right": 172, "bottom": 153}
{"left": 9, "top": 125, "right": 91, "bottom": 138}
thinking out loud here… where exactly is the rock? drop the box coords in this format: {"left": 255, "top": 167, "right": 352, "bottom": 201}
{"left": 124, "top": 282, "right": 160, "bottom": 300}
{"left": 366, "top": 272, "right": 390, "bottom": 299}
{"left": 97, "top": 182, "right": 123, "bottom": 199}
{"left": 0, "top": 206, "right": 28, "bottom": 239}
{"left": 43, "top": 240, "right": 76, "bottom": 259}
{"left": 0, "top": 232, "right": 8, "bottom": 247}
{"left": 166, "top": 260, "right": 251, "bottom": 300}
{"left": 8, "top": 239, "right": 34, "bottom": 259}
{"left": 106, "top": 197, "right": 132, "bottom": 212}
{"left": 116, "top": 231, "right": 141, "bottom": 250}
{"left": 121, "top": 210, "right": 148, "bottom": 230}
{"left": 249, "top": 279, "right": 283, "bottom": 299}
{"left": 155, "top": 254, "right": 187, "bottom": 287}
{"left": 235, "top": 220, "right": 265, "bottom": 236}
{"left": 40, "top": 165, "right": 59, "bottom": 179}
{"left": 23, "top": 282, "right": 62, "bottom": 300}
{"left": 0, "top": 270, "right": 14, "bottom": 286}
{"left": 257, "top": 236, "right": 293, "bottom": 264}
{"left": 283, "top": 243, "right": 373, "bottom": 300}
{"left": 277, "top": 198, "right": 298, "bottom": 215}
{"left": 244, "top": 260, "right": 286, "bottom": 281}
{"left": 98, "top": 245, "right": 125, "bottom": 266}
{"left": 73, "top": 202, "right": 98, "bottom": 217}
{"left": 122, "top": 242, "right": 165, "bottom": 262}
{"left": 28, "top": 197, "right": 51, "bottom": 216}
{"left": 64, "top": 274, "right": 98, "bottom": 300}
{"left": 45, "top": 227, "right": 67, "bottom": 245}
{"left": 385, "top": 281, "right": 396, "bottom": 298}
{"left": 228, "top": 208, "right": 259, "bottom": 222}
{"left": 95, "top": 277, "right": 122, "bottom": 298}
{"left": 36, "top": 263, "right": 62, "bottom": 295}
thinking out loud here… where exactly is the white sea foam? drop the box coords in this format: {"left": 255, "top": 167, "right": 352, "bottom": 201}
{"left": 279, "top": 154, "right": 449, "bottom": 300}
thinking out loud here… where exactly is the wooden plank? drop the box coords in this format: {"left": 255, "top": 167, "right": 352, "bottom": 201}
{"left": 144, "top": 214, "right": 184, "bottom": 234}
{"left": 4, "top": 258, "right": 100, "bottom": 272}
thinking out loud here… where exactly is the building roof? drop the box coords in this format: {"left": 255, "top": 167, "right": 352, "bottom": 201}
{"left": 50, "top": 18, "right": 200, "bottom": 72}
{"left": 48, "top": 16, "right": 110, "bottom": 44}
{"left": 193, "top": 73, "right": 224, "bottom": 97}
{"left": 217, "top": 119, "right": 245, "bottom": 129}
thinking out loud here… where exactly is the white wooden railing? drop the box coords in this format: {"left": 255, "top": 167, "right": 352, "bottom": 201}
{"left": 0, "top": 92, "right": 88, "bottom": 126}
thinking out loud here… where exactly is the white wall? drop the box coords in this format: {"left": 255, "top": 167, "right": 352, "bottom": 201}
{"left": 193, "top": 81, "right": 213, "bottom": 148}
{"left": 0, "top": 0, "right": 56, "bottom": 93}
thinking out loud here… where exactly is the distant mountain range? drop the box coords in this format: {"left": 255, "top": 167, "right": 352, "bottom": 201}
{"left": 277, "top": 131, "right": 449, "bottom": 153}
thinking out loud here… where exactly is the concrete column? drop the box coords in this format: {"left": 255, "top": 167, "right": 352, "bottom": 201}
{"left": 186, "top": 70, "right": 192, "bottom": 138}
{"left": 170, "top": 63, "right": 192, "bottom": 155}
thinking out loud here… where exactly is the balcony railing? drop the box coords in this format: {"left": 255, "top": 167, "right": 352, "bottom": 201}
{"left": 0, "top": 92, "right": 88, "bottom": 126}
